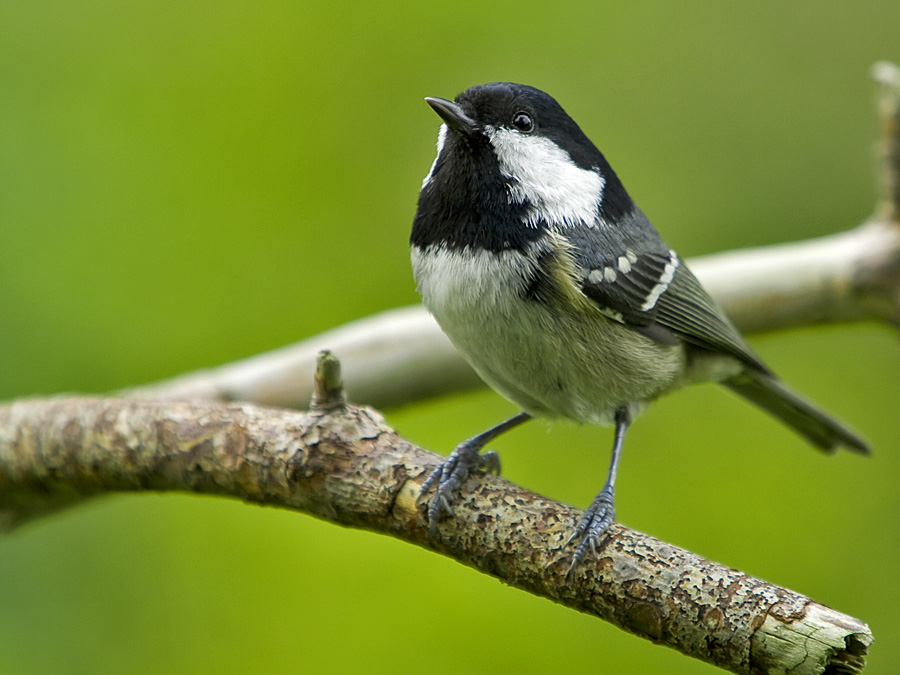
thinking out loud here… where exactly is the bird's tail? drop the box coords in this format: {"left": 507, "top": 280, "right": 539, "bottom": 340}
{"left": 724, "top": 370, "right": 870, "bottom": 454}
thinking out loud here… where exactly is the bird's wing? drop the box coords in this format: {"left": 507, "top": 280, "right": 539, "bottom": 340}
{"left": 566, "top": 225, "right": 769, "bottom": 373}
{"left": 578, "top": 248, "right": 682, "bottom": 344}
{"left": 653, "top": 263, "right": 770, "bottom": 373}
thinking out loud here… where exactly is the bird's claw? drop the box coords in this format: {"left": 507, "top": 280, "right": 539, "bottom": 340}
{"left": 565, "top": 485, "right": 615, "bottom": 579}
{"left": 419, "top": 443, "right": 500, "bottom": 532}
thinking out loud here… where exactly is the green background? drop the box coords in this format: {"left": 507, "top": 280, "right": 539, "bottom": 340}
{"left": 1, "top": 2, "right": 898, "bottom": 673}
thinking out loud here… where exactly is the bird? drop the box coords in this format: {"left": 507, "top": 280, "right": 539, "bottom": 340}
{"left": 409, "top": 82, "right": 869, "bottom": 573}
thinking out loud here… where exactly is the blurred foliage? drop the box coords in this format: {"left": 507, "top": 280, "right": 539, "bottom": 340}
{"left": 1, "top": 1, "right": 898, "bottom": 673}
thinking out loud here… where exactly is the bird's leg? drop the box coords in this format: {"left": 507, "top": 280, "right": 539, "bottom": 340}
{"left": 419, "top": 412, "right": 532, "bottom": 533}
{"left": 566, "top": 406, "right": 631, "bottom": 577}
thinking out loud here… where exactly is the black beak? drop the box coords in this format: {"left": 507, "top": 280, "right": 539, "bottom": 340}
{"left": 425, "top": 97, "right": 479, "bottom": 134}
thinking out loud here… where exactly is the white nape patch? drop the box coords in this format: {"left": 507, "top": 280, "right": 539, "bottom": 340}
{"left": 640, "top": 250, "right": 679, "bottom": 311}
{"left": 484, "top": 126, "right": 604, "bottom": 228}
{"left": 421, "top": 124, "right": 448, "bottom": 189}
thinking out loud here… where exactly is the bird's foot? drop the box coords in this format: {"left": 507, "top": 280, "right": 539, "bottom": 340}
{"left": 419, "top": 442, "right": 500, "bottom": 533}
{"left": 565, "top": 485, "right": 615, "bottom": 579}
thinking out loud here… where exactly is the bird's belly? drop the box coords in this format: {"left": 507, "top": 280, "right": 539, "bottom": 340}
{"left": 412, "top": 246, "right": 685, "bottom": 425}
{"left": 444, "top": 300, "right": 684, "bottom": 424}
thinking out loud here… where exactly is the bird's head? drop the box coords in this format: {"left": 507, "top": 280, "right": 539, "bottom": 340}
{"left": 418, "top": 83, "right": 631, "bottom": 236}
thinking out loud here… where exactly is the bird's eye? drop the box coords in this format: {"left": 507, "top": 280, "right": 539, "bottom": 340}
{"left": 512, "top": 112, "right": 534, "bottom": 133}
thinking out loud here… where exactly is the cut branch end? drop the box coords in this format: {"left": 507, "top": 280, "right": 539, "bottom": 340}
{"left": 311, "top": 349, "right": 347, "bottom": 411}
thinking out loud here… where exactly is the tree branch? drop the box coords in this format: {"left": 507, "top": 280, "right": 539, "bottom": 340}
{"left": 124, "top": 219, "right": 900, "bottom": 411}
{"left": 0, "top": 392, "right": 872, "bottom": 674}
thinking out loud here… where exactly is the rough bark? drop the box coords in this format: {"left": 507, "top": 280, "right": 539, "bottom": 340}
{"left": 0, "top": 394, "right": 872, "bottom": 674}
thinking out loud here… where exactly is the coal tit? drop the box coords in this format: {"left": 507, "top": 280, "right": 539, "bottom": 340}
{"left": 410, "top": 82, "right": 869, "bottom": 572}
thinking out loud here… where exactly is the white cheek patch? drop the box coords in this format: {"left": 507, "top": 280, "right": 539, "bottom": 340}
{"left": 421, "top": 124, "right": 448, "bottom": 190}
{"left": 485, "top": 126, "right": 605, "bottom": 228}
